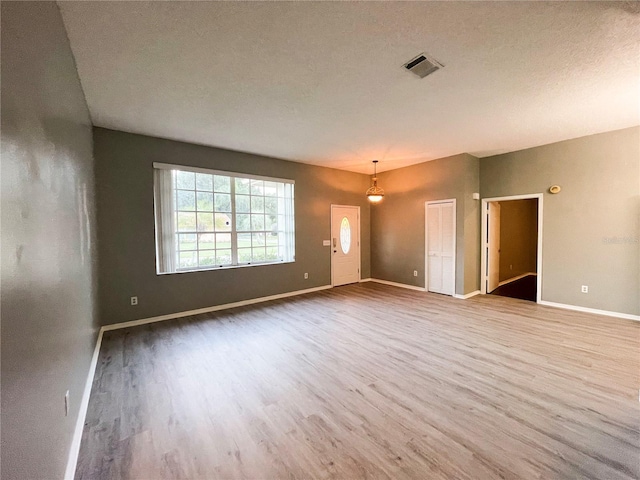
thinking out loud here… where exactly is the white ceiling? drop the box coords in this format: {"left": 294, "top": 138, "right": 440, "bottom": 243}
{"left": 58, "top": 1, "right": 640, "bottom": 174}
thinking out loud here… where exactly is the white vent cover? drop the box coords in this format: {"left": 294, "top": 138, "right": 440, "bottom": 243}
{"left": 404, "top": 53, "right": 444, "bottom": 79}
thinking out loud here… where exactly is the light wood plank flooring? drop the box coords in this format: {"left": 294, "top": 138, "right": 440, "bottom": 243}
{"left": 76, "top": 283, "right": 640, "bottom": 479}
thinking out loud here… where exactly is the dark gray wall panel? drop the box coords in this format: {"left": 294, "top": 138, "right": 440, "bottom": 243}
{"left": 1, "top": 2, "right": 99, "bottom": 478}
{"left": 94, "top": 128, "right": 371, "bottom": 325}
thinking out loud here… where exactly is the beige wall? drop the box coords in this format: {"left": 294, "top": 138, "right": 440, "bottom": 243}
{"left": 1, "top": 3, "right": 99, "bottom": 478}
{"left": 371, "top": 154, "right": 480, "bottom": 295}
{"left": 94, "top": 128, "right": 371, "bottom": 325}
{"left": 481, "top": 127, "right": 639, "bottom": 316}
{"left": 498, "top": 199, "right": 538, "bottom": 282}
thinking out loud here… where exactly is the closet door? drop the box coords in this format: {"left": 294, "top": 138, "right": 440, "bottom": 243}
{"left": 426, "top": 201, "right": 455, "bottom": 296}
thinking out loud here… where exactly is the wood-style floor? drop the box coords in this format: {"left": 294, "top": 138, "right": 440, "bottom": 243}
{"left": 76, "top": 283, "right": 640, "bottom": 479}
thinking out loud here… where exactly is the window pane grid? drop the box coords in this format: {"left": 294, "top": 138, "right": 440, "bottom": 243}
{"left": 233, "top": 180, "right": 287, "bottom": 265}
{"left": 160, "top": 167, "right": 293, "bottom": 272}
{"left": 175, "top": 172, "right": 235, "bottom": 269}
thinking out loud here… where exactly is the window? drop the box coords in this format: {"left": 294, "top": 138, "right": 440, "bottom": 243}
{"left": 340, "top": 217, "right": 351, "bottom": 254}
{"left": 154, "top": 163, "right": 294, "bottom": 274}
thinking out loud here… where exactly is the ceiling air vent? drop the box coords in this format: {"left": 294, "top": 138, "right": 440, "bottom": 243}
{"left": 403, "top": 53, "right": 443, "bottom": 79}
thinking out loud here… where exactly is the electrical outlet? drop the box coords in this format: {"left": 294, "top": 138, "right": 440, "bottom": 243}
{"left": 581, "top": 285, "right": 588, "bottom": 293}
{"left": 510, "top": 264, "right": 513, "bottom": 270}
{"left": 131, "top": 296, "right": 138, "bottom": 305}
{"left": 304, "top": 273, "right": 308, "bottom": 279}
{"left": 64, "top": 390, "right": 69, "bottom": 416}
{"left": 413, "top": 270, "right": 418, "bottom": 277}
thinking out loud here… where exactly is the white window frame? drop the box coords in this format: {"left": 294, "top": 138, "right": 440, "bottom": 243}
{"left": 153, "top": 162, "right": 295, "bottom": 274}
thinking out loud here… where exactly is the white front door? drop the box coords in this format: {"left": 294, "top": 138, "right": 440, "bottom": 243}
{"left": 331, "top": 205, "right": 360, "bottom": 286}
{"left": 487, "top": 202, "right": 501, "bottom": 293}
{"left": 426, "top": 200, "right": 456, "bottom": 296}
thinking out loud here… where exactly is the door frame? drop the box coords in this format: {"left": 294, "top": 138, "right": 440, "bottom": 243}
{"left": 330, "top": 204, "right": 361, "bottom": 287}
{"left": 425, "top": 199, "right": 457, "bottom": 295}
{"left": 487, "top": 202, "right": 501, "bottom": 293}
{"left": 480, "top": 193, "right": 543, "bottom": 303}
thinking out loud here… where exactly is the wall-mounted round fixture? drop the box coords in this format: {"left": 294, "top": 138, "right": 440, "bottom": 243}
{"left": 549, "top": 185, "right": 561, "bottom": 194}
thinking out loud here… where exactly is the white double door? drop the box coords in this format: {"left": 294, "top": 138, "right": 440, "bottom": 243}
{"left": 426, "top": 200, "right": 456, "bottom": 296}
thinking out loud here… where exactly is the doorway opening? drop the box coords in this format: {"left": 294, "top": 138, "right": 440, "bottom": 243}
{"left": 481, "top": 194, "right": 543, "bottom": 303}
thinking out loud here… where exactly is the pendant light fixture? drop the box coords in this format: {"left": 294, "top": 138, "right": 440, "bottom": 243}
{"left": 366, "top": 160, "right": 384, "bottom": 203}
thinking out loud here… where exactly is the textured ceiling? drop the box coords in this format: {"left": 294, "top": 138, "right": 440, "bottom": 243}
{"left": 58, "top": 1, "right": 640, "bottom": 174}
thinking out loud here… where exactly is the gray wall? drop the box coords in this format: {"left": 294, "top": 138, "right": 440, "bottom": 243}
{"left": 370, "top": 153, "right": 480, "bottom": 295}
{"left": 94, "top": 128, "right": 371, "bottom": 324}
{"left": 498, "top": 199, "right": 538, "bottom": 281}
{"left": 481, "top": 127, "right": 640, "bottom": 316}
{"left": 1, "top": 2, "right": 99, "bottom": 479}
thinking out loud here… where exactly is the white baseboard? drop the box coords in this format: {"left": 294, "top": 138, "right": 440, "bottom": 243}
{"left": 368, "top": 278, "right": 426, "bottom": 292}
{"left": 64, "top": 328, "right": 104, "bottom": 480}
{"left": 360, "top": 277, "right": 372, "bottom": 283}
{"left": 539, "top": 300, "right": 640, "bottom": 322}
{"left": 103, "top": 285, "right": 333, "bottom": 332}
{"left": 454, "top": 290, "right": 481, "bottom": 300}
{"left": 498, "top": 272, "right": 536, "bottom": 287}
{"left": 368, "top": 278, "right": 477, "bottom": 298}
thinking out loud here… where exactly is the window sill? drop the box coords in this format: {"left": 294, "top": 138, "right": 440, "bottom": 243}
{"left": 157, "top": 259, "right": 295, "bottom": 276}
